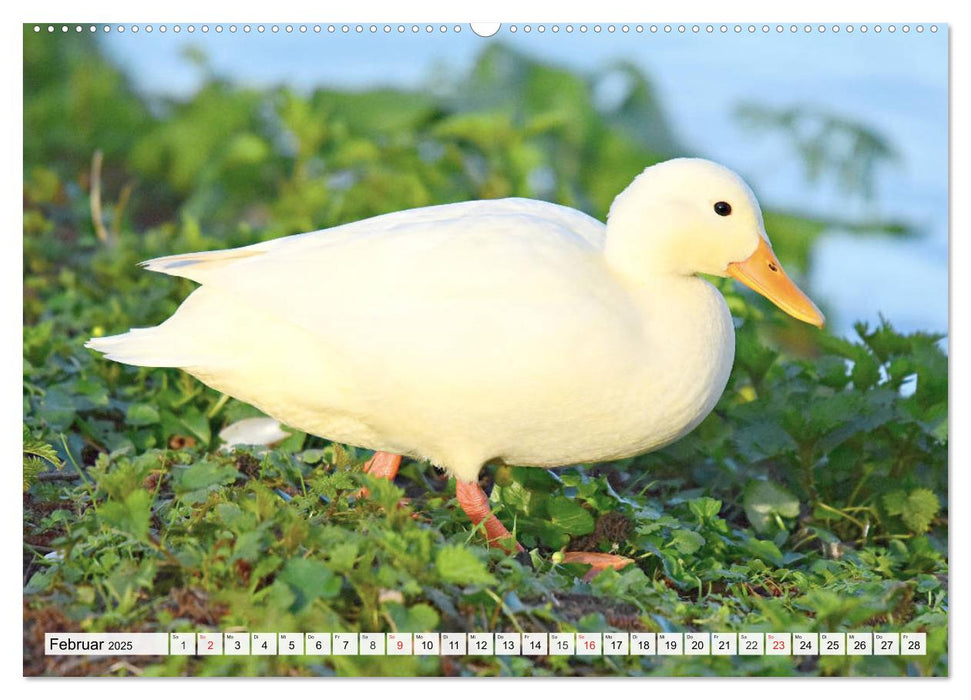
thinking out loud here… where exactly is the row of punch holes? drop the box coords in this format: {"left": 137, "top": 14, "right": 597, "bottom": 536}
{"left": 33, "top": 24, "right": 939, "bottom": 36}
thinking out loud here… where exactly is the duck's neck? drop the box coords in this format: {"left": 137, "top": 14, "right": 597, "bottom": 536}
{"left": 602, "top": 174, "right": 701, "bottom": 283}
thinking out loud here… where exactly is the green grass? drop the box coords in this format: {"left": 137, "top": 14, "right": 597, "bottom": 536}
{"left": 23, "top": 30, "right": 947, "bottom": 677}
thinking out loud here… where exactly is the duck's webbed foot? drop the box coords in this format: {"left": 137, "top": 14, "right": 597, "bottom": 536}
{"left": 559, "top": 551, "right": 635, "bottom": 581}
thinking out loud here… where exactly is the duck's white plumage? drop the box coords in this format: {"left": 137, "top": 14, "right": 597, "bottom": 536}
{"left": 87, "top": 158, "right": 785, "bottom": 483}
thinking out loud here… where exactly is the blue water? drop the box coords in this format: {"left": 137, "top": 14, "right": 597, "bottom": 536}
{"left": 100, "top": 24, "right": 949, "bottom": 337}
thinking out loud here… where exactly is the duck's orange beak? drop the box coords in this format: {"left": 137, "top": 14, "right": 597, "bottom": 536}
{"left": 727, "top": 237, "right": 825, "bottom": 328}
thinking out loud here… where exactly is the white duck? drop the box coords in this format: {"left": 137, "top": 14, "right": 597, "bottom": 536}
{"left": 88, "top": 158, "right": 823, "bottom": 571}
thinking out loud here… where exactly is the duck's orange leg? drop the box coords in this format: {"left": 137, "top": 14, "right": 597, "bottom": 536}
{"left": 357, "top": 451, "right": 402, "bottom": 497}
{"left": 456, "top": 480, "right": 525, "bottom": 554}
{"left": 363, "top": 451, "right": 402, "bottom": 480}
{"left": 456, "top": 479, "right": 634, "bottom": 578}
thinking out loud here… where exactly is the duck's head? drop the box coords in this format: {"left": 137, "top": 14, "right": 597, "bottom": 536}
{"left": 605, "top": 158, "right": 825, "bottom": 327}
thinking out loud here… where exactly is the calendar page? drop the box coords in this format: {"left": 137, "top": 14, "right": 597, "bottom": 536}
{"left": 22, "top": 14, "right": 948, "bottom": 679}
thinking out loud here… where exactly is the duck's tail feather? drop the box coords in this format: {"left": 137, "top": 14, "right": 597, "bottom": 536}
{"left": 139, "top": 248, "right": 264, "bottom": 283}
{"left": 85, "top": 327, "right": 205, "bottom": 368}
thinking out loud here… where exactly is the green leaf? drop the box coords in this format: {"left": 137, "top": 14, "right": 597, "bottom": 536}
{"left": 688, "top": 497, "right": 722, "bottom": 521}
{"left": 545, "top": 496, "right": 595, "bottom": 536}
{"left": 405, "top": 603, "right": 440, "bottom": 632}
{"left": 23, "top": 425, "right": 61, "bottom": 467}
{"left": 176, "top": 406, "right": 212, "bottom": 445}
{"left": 743, "top": 537, "right": 785, "bottom": 568}
{"left": 669, "top": 529, "right": 705, "bottom": 556}
{"left": 743, "top": 480, "right": 800, "bottom": 534}
{"left": 733, "top": 421, "right": 797, "bottom": 461}
{"left": 901, "top": 489, "right": 940, "bottom": 534}
{"left": 172, "top": 461, "right": 239, "bottom": 503}
{"left": 883, "top": 490, "right": 908, "bottom": 516}
{"left": 278, "top": 558, "right": 341, "bottom": 610}
{"left": 23, "top": 456, "right": 46, "bottom": 492}
{"left": 99, "top": 489, "right": 153, "bottom": 540}
{"left": 125, "top": 403, "right": 160, "bottom": 426}
{"left": 434, "top": 545, "right": 496, "bottom": 586}
{"left": 327, "top": 542, "right": 359, "bottom": 573}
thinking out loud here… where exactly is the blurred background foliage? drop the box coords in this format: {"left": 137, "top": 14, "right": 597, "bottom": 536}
{"left": 23, "top": 29, "right": 946, "bottom": 677}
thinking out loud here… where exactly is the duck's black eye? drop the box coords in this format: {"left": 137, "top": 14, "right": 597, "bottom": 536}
{"left": 714, "top": 201, "right": 732, "bottom": 216}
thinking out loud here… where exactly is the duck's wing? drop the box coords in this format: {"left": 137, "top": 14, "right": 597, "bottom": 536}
{"left": 140, "top": 198, "right": 605, "bottom": 285}
{"left": 107, "top": 197, "right": 640, "bottom": 394}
